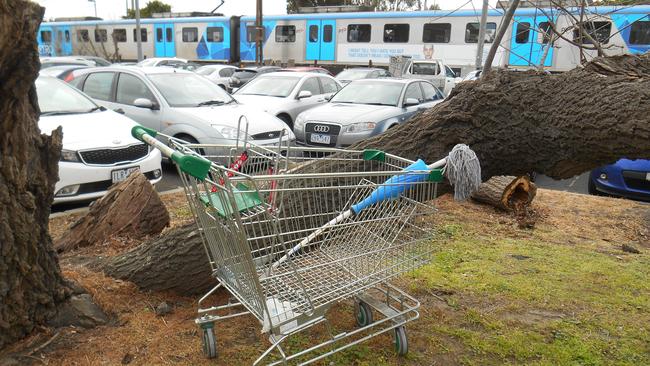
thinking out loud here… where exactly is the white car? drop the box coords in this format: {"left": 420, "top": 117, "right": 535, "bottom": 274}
{"left": 196, "top": 64, "right": 238, "bottom": 91}
{"left": 136, "top": 57, "right": 188, "bottom": 67}
{"left": 36, "top": 75, "right": 162, "bottom": 204}
{"left": 233, "top": 72, "right": 342, "bottom": 129}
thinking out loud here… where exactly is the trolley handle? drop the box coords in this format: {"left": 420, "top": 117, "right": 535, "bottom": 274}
{"left": 131, "top": 125, "right": 212, "bottom": 180}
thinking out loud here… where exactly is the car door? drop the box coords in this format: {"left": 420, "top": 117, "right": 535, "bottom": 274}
{"left": 400, "top": 82, "right": 425, "bottom": 121}
{"left": 443, "top": 65, "right": 458, "bottom": 95}
{"left": 79, "top": 71, "right": 117, "bottom": 109}
{"left": 292, "top": 76, "right": 324, "bottom": 117}
{"left": 114, "top": 72, "right": 163, "bottom": 131}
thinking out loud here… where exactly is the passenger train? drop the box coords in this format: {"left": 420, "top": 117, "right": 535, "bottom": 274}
{"left": 37, "top": 5, "right": 650, "bottom": 76}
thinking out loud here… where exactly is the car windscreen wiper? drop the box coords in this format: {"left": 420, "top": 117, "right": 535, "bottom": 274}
{"left": 197, "top": 100, "right": 226, "bottom": 106}
{"left": 40, "top": 110, "right": 89, "bottom": 116}
{"left": 87, "top": 106, "right": 105, "bottom": 113}
{"left": 363, "top": 102, "right": 394, "bottom": 106}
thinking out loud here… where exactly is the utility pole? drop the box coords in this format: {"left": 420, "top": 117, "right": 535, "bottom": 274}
{"left": 255, "top": 0, "right": 263, "bottom": 65}
{"left": 135, "top": 0, "right": 143, "bottom": 61}
{"left": 475, "top": 0, "right": 489, "bottom": 69}
{"left": 89, "top": 0, "right": 98, "bottom": 17}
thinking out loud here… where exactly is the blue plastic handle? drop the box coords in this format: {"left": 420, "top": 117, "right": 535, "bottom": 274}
{"left": 351, "top": 159, "right": 429, "bottom": 214}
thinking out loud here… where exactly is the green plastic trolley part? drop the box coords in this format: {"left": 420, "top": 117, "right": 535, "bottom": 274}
{"left": 200, "top": 183, "right": 263, "bottom": 218}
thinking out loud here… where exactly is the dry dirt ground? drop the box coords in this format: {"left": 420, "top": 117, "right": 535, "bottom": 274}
{"left": 2, "top": 189, "right": 649, "bottom": 365}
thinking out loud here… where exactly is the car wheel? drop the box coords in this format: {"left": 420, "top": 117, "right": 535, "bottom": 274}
{"left": 174, "top": 134, "right": 205, "bottom": 156}
{"left": 277, "top": 114, "right": 293, "bottom": 130}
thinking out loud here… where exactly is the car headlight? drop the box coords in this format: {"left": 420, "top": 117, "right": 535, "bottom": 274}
{"left": 294, "top": 114, "right": 307, "bottom": 131}
{"left": 60, "top": 149, "right": 81, "bottom": 162}
{"left": 344, "top": 122, "right": 376, "bottom": 134}
{"left": 211, "top": 124, "right": 250, "bottom": 140}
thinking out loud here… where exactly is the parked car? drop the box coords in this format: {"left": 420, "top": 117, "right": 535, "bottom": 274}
{"left": 39, "top": 64, "right": 90, "bottom": 81}
{"left": 41, "top": 56, "right": 110, "bottom": 68}
{"left": 397, "top": 59, "right": 460, "bottom": 96}
{"left": 136, "top": 57, "right": 188, "bottom": 67}
{"left": 294, "top": 79, "right": 444, "bottom": 148}
{"left": 229, "top": 66, "right": 281, "bottom": 90}
{"left": 233, "top": 72, "right": 342, "bottom": 129}
{"left": 280, "top": 66, "right": 332, "bottom": 76}
{"left": 36, "top": 75, "right": 162, "bottom": 204}
{"left": 589, "top": 159, "right": 650, "bottom": 201}
{"left": 69, "top": 66, "right": 294, "bottom": 153}
{"left": 462, "top": 70, "right": 482, "bottom": 81}
{"left": 196, "top": 64, "right": 238, "bottom": 91}
{"left": 335, "top": 67, "right": 391, "bottom": 86}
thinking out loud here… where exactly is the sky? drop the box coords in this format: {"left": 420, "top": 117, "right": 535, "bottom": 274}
{"left": 34, "top": 0, "right": 495, "bottom": 21}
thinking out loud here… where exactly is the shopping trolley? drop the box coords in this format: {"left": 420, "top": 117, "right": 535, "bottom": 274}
{"left": 132, "top": 125, "right": 451, "bottom": 365}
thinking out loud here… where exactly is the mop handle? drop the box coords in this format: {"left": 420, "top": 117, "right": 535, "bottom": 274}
{"left": 270, "top": 156, "right": 448, "bottom": 270}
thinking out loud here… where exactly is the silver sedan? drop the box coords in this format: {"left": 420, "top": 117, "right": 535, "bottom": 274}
{"left": 196, "top": 64, "right": 238, "bottom": 91}
{"left": 233, "top": 72, "right": 342, "bottom": 129}
{"left": 294, "top": 78, "right": 444, "bottom": 148}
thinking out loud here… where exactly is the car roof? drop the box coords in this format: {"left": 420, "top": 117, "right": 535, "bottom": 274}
{"left": 256, "top": 71, "right": 319, "bottom": 78}
{"left": 341, "top": 67, "right": 385, "bottom": 71}
{"left": 350, "top": 78, "right": 417, "bottom": 84}
{"left": 77, "top": 65, "right": 194, "bottom": 76}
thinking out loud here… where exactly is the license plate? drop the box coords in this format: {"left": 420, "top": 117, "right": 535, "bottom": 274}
{"left": 111, "top": 166, "right": 140, "bottom": 183}
{"left": 310, "top": 133, "right": 330, "bottom": 144}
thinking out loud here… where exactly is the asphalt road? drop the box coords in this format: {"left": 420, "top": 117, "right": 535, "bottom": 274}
{"left": 50, "top": 165, "right": 592, "bottom": 215}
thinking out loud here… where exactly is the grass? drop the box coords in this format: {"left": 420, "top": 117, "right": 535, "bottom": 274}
{"left": 27, "top": 189, "right": 650, "bottom": 365}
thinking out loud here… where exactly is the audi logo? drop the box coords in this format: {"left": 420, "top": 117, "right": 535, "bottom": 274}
{"left": 313, "top": 125, "right": 330, "bottom": 133}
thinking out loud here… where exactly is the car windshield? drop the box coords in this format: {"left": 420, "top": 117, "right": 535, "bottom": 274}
{"left": 148, "top": 73, "right": 234, "bottom": 107}
{"left": 36, "top": 76, "right": 98, "bottom": 115}
{"left": 330, "top": 81, "right": 403, "bottom": 106}
{"left": 236, "top": 76, "right": 300, "bottom": 97}
{"left": 196, "top": 67, "right": 215, "bottom": 76}
{"left": 336, "top": 69, "right": 371, "bottom": 81}
{"left": 232, "top": 70, "right": 257, "bottom": 78}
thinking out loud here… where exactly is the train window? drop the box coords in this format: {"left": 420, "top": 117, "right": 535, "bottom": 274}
{"left": 539, "top": 22, "right": 553, "bottom": 44}
{"left": 40, "top": 30, "right": 52, "bottom": 43}
{"left": 323, "top": 25, "right": 333, "bottom": 42}
{"left": 573, "top": 21, "right": 611, "bottom": 44}
{"left": 309, "top": 25, "right": 319, "bottom": 42}
{"left": 64, "top": 30, "right": 70, "bottom": 42}
{"left": 275, "top": 25, "right": 295, "bottom": 43}
{"left": 207, "top": 26, "right": 224, "bottom": 42}
{"left": 133, "top": 28, "right": 147, "bottom": 42}
{"left": 348, "top": 24, "right": 371, "bottom": 42}
{"left": 94, "top": 29, "right": 107, "bottom": 43}
{"left": 465, "top": 22, "right": 496, "bottom": 43}
{"left": 77, "top": 30, "right": 89, "bottom": 42}
{"left": 182, "top": 27, "right": 198, "bottom": 42}
{"left": 113, "top": 29, "right": 127, "bottom": 43}
{"left": 422, "top": 23, "right": 451, "bottom": 43}
{"left": 166, "top": 27, "right": 173, "bottom": 42}
{"left": 515, "top": 22, "right": 530, "bottom": 44}
{"left": 156, "top": 28, "right": 163, "bottom": 42}
{"left": 384, "top": 24, "right": 409, "bottom": 43}
{"left": 630, "top": 21, "right": 650, "bottom": 45}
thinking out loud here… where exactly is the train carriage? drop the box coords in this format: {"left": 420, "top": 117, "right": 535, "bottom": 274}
{"left": 37, "top": 5, "right": 650, "bottom": 76}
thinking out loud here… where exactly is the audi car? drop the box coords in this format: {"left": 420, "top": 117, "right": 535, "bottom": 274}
{"left": 294, "top": 79, "right": 444, "bottom": 148}
{"left": 36, "top": 75, "right": 162, "bottom": 204}
{"left": 589, "top": 159, "right": 650, "bottom": 201}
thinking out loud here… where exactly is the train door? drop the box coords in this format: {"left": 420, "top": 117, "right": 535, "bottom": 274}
{"left": 305, "top": 19, "right": 336, "bottom": 62}
{"left": 58, "top": 26, "right": 73, "bottom": 55}
{"left": 508, "top": 15, "right": 554, "bottom": 67}
{"left": 154, "top": 23, "right": 176, "bottom": 57}
{"left": 38, "top": 25, "right": 54, "bottom": 56}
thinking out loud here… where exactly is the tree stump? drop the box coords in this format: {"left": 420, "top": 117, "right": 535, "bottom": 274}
{"left": 54, "top": 172, "right": 170, "bottom": 253}
{"left": 471, "top": 175, "right": 537, "bottom": 212}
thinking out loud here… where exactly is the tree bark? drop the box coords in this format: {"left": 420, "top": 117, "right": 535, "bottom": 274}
{"left": 471, "top": 175, "right": 537, "bottom": 211}
{"left": 97, "top": 223, "right": 214, "bottom": 295}
{"left": 54, "top": 172, "right": 170, "bottom": 253}
{"left": 0, "top": 0, "right": 69, "bottom": 348}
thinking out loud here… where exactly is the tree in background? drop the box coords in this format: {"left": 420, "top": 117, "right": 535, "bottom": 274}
{"left": 287, "top": 0, "right": 350, "bottom": 13}
{"left": 125, "top": 0, "right": 171, "bottom": 19}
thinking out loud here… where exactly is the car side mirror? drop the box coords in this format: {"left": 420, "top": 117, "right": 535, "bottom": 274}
{"left": 134, "top": 98, "right": 157, "bottom": 110}
{"left": 297, "top": 90, "right": 312, "bottom": 99}
{"left": 324, "top": 94, "right": 332, "bottom": 101}
{"left": 404, "top": 98, "right": 419, "bottom": 107}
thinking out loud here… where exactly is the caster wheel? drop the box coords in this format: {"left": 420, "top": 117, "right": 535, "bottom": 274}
{"left": 201, "top": 324, "right": 218, "bottom": 359}
{"left": 355, "top": 301, "right": 374, "bottom": 327}
{"left": 394, "top": 326, "right": 408, "bottom": 356}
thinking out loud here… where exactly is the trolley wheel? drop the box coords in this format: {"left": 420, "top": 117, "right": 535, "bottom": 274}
{"left": 393, "top": 326, "right": 408, "bottom": 356}
{"left": 201, "top": 324, "right": 218, "bottom": 359}
{"left": 355, "top": 301, "right": 374, "bottom": 327}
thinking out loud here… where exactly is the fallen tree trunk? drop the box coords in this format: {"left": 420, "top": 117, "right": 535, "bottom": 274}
{"left": 471, "top": 175, "right": 537, "bottom": 212}
{"left": 55, "top": 172, "right": 170, "bottom": 253}
{"left": 99, "top": 54, "right": 650, "bottom": 295}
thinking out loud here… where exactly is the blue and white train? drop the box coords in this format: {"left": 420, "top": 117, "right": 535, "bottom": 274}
{"left": 37, "top": 5, "right": 650, "bottom": 75}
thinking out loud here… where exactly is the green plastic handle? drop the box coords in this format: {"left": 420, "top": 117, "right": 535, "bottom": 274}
{"left": 131, "top": 125, "right": 158, "bottom": 142}
{"left": 171, "top": 151, "right": 212, "bottom": 181}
